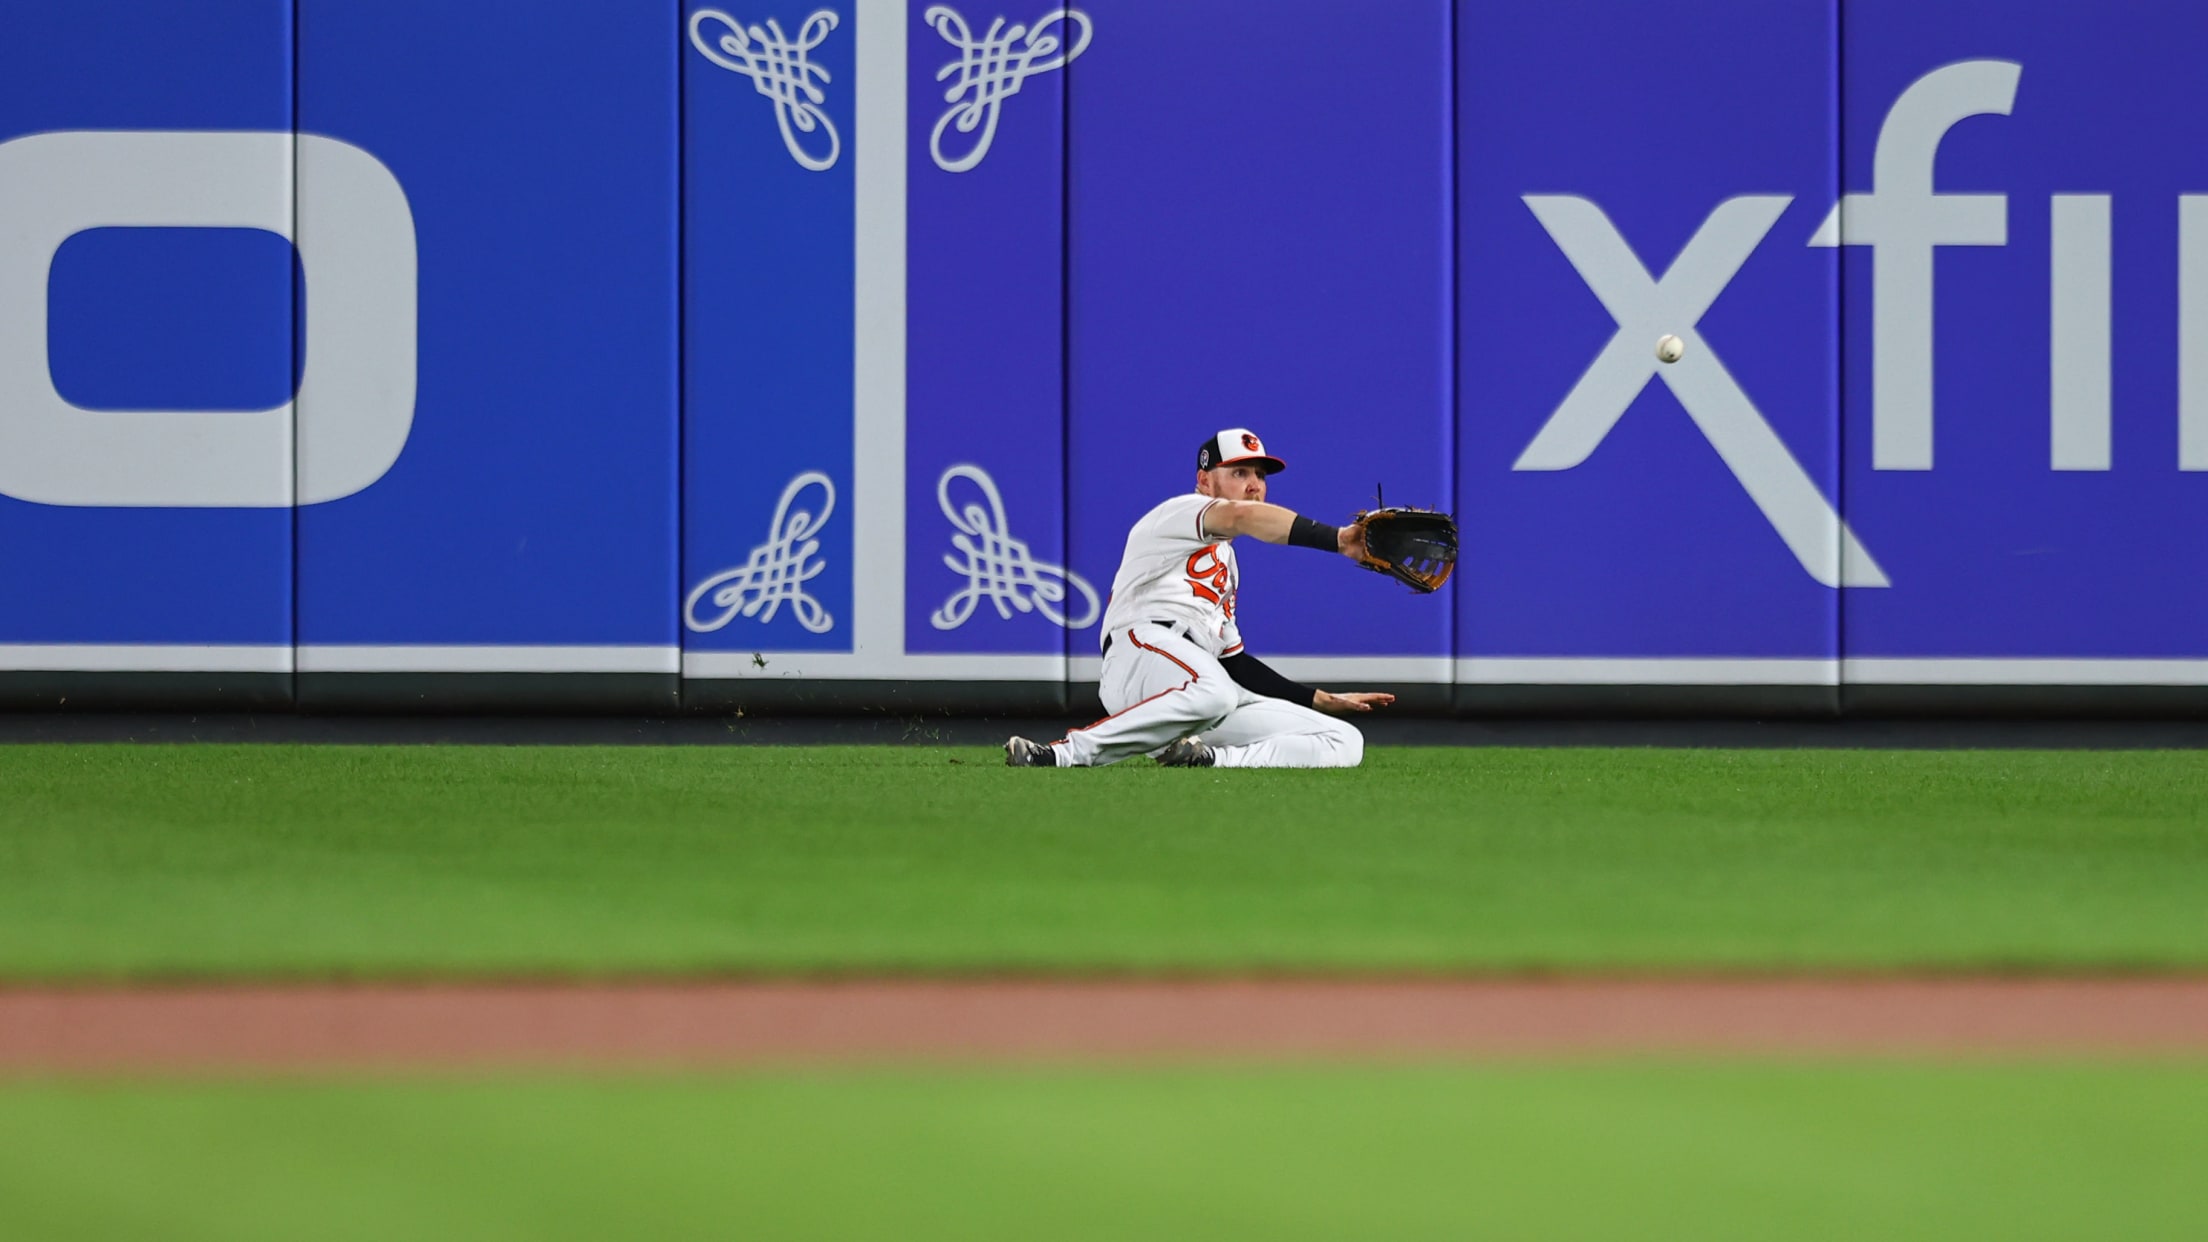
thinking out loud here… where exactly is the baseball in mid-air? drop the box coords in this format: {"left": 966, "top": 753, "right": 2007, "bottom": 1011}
{"left": 1655, "top": 334, "right": 1685, "bottom": 364}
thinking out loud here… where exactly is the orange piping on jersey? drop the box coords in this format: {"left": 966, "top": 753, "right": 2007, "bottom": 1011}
{"left": 1125, "top": 627, "right": 1200, "bottom": 679}
{"left": 1069, "top": 684, "right": 1187, "bottom": 736}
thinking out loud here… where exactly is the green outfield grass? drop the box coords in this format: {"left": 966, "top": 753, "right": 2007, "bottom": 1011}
{"left": 2, "top": 744, "right": 2206, "bottom": 978}
{"left": 1, "top": 1063, "right": 2203, "bottom": 1240}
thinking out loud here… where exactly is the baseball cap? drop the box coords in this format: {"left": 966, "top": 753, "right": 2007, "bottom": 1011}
{"left": 1196, "top": 428, "right": 1287, "bottom": 475}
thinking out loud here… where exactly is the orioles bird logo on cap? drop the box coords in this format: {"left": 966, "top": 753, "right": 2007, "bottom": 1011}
{"left": 1241, "top": 433, "right": 1261, "bottom": 451}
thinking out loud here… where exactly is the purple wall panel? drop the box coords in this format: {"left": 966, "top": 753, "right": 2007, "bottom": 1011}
{"left": 903, "top": 4, "right": 1082, "bottom": 661}
{"left": 1066, "top": 0, "right": 1454, "bottom": 667}
{"left": 1839, "top": 0, "right": 2208, "bottom": 678}
{"left": 1455, "top": 0, "right": 1841, "bottom": 689}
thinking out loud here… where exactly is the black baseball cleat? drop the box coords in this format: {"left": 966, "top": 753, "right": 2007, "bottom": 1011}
{"left": 1155, "top": 737, "right": 1216, "bottom": 768}
{"left": 1004, "top": 736, "right": 1057, "bottom": 767}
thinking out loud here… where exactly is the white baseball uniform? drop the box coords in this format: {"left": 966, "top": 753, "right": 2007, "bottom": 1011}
{"left": 1050, "top": 493, "right": 1363, "bottom": 768}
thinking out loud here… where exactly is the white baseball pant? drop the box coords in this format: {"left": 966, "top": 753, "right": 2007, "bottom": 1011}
{"left": 1053, "top": 623, "right": 1364, "bottom": 768}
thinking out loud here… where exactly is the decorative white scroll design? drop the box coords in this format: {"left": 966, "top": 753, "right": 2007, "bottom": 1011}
{"left": 688, "top": 8, "right": 842, "bottom": 171}
{"left": 686, "top": 471, "right": 837, "bottom": 634}
{"left": 930, "top": 464, "right": 1099, "bottom": 630}
{"left": 923, "top": 6, "right": 1091, "bottom": 172}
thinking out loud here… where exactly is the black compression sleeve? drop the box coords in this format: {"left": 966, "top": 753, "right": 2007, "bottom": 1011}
{"left": 1287, "top": 514, "right": 1340, "bottom": 552}
{"left": 1219, "top": 650, "right": 1320, "bottom": 708}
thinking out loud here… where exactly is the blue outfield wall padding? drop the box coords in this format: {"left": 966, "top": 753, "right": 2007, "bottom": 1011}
{"left": 1455, "top": 0, "right": 1842, "bottom": 706}
{"left": 0, "top": 1, "right": 294, "bottom": 662}
{"left": 293, "top": 0, "right": 680, "bottom": 671}
{"left": 1066, "top": 0, "right": 1456, "bottom": 687}
{"left": 47, "top": 227, "right": 303, "bottom": 413}
{"left": 681, "top": 3, "right": 856, "bottom": 670}
{"left": 1837, "top": 0, "right": 2208, "bottom": 698}
{"left": 10, "top": 0, "right": 2208, "bottom": 714}
{"left": 905, "top": 0, "right": 1075, "bottom": 697}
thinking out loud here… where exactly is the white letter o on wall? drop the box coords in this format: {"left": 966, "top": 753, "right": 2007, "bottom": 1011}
{"left": 0, "top": 130, "right": 416, "bottom": 507}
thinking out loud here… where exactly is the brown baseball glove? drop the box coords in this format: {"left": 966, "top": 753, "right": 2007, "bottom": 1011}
{"left": 1351, "top": 505, "right": 1458, "bottom": 594}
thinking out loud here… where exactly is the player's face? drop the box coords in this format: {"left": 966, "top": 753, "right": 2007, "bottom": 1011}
{"left": 1197, "top": 464, "right": 1268, "bottom": 502}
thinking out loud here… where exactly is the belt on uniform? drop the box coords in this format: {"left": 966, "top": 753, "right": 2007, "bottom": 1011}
{"left": 1100, "top": 619, "right": 1193, "bottom": 658}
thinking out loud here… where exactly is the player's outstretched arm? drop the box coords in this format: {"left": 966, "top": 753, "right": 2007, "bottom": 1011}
{"left": 1218, "top": 652, "right": 1397, "bottom": 716}
{"left": 1203, "top": 500, "right": 1363, "bottom": 560}
{"left": 1314, "top": 690, "right": 1396, "bottom": 714}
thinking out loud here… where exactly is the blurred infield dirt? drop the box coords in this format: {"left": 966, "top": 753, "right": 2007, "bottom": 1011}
{"left": 5, "top": 977, "right": 2208, "bottom": 1075}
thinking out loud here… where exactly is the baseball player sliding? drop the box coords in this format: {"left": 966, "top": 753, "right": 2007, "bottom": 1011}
{"left": 1005, "top": 429, "right": 1403, "bottom": 770}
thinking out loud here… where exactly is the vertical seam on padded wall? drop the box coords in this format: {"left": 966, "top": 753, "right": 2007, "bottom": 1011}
{"left": 1832, "top": 0, "right": 1847, "bottom": 719}
{"left": 1060, "top": 6, "right": 1075, "bottom": 712}
{"left": 1446, "top": 0, "right": 1463, "bottom": 719}
{"left": 676, "top": 0, "right": 690, "bottom": 712}
{"left": 290, "top": 0, "right": 302, "bottom": 707}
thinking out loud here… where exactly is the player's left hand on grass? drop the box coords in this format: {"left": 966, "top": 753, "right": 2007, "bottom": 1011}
{"left": 1314, "top": 690, "right": 1394, "bottom": 714}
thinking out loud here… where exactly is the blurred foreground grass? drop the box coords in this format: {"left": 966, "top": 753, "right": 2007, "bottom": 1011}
{"left": 2, "top": 1063, "right": 2204, "bottom": 1241}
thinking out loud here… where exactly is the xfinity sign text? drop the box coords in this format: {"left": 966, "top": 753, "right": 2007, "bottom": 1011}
{"left": 1519, "top": 60, "right": 2208, "bottom": 588}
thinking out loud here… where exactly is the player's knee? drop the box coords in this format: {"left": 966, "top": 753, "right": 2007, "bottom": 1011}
{"left": 1323, "top": 718, "right": 1364, "bottom": 768}
{"left": 1185, "top": 675, "right": 1238, "bottom": 724}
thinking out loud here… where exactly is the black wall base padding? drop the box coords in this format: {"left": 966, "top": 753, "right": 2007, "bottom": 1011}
{"left": 8, "top": 674, "right": 2208, "bottom": 721}
{"left": 686, "top": 679, "right": 1069, "bottom": 718}
{"left": 0, "top": 673, "right": 293, "bottom": 712}
{"left": 295, "top": 673, "right": 679, "bottom": 715}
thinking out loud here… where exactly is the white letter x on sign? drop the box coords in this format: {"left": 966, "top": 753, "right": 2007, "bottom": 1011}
{"left": 1514, "top": 195, "right": 1887, "bottom": 588}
